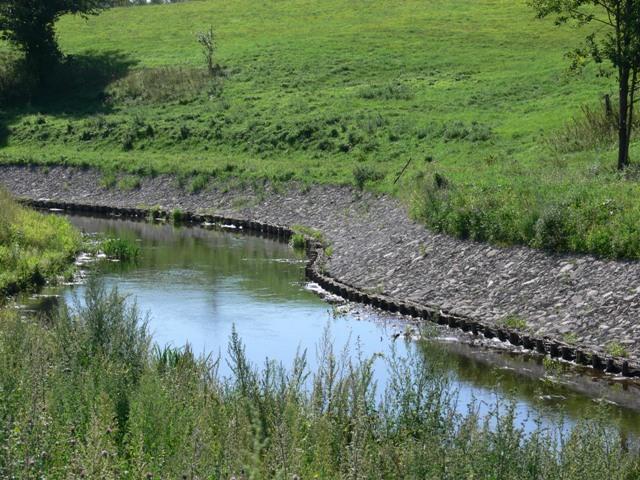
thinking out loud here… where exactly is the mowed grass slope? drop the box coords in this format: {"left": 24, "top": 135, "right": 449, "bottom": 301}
{"left": 0, "top": 0, "right": 609, "bottom": 178}
{"left": 2, "top": 0, "right": 639, "bottom": 257}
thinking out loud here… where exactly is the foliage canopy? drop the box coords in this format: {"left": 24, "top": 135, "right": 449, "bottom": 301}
{"left": 529, "top": 0, "right": 640, "bottom": 169}
{"left": 0, "top": 0, "right": 108, "bottom": 75}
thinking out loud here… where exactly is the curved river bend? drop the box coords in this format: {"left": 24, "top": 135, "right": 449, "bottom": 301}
{"left": 18, "top": 213, "right": 640, "bottom": 435}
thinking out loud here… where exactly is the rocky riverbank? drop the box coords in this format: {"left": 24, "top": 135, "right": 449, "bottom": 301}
{"left": 2, "top": 165, "right": 639, "bottom": 365}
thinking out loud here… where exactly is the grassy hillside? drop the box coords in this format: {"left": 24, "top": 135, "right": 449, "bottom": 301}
{"left": 0, "top": 189, "right": 80, "bottom": 296}
{"left": 1, "top": 0, "right": 639, "bottom": 257}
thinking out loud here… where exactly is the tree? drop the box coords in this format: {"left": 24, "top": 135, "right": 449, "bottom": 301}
{"left": 529, "top": 0, "right": 640, "bottom": 170}
{"left": 196, "top": 26, "right": 216, "bottom": 76}
{"left": 0, "top": 0, "right": 108, "bottom": 79}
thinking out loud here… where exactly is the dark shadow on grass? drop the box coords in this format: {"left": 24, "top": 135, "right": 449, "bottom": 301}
{"left": 0, "top": 50, "right": 138, "bottom": 147}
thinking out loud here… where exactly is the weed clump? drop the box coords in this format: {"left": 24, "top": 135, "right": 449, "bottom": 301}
{"left": 411, "top": 171, "right": 640, "bottom": 259}
{"left": 100, "top": 171, "right": 117, "bottom": 189}
{"left": 290, "top": 233, "right": 306, "bottom": 250}
{"left": 189, "top": 173, "right": 210, "bottom": 194}
{"left": 117, "top": 175, "right": 142, "bottom": 191}
{"left": 353, "top": 164, "right": 384, "bottom": 190}
{"left": 441, "top": 120, "right": 493, "bottom": 142}
{"left": 532, "top": 203, "right": 573, "bottom": 251}
{"left": 358, "top": 81, "right": 414, "bottom": 100}
{"left": 606, "top": 341, "right": 629, "bottom": 358}
{"left": 500, "top": 314, "right": 528, "bottom": 330}
{"left": 291, "top": 224, "right": 325, "bottom": 243}
{"left": 170, "top": 208, "right": 184, "bottom": 224}
{"left": 546, "top": 103, "right": 621, "bottom": 153}
{"left": 101, "top": 237, "right": 140, "bottom": 261}
{"left": 107, "top": 67, "right": 217, "bottom": 105}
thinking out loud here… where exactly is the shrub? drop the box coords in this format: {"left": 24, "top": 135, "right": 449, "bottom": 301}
{"left": 500, "top": 314, "right": 528, "bottom": 330}
{"left": 532, "top": 203, "right": 573, "bottom": 251}
{"left": 545, "top": 103, "right": 621, "bottom": 153}
{"left": 353, "top": 164, "right": 384, "bottom": 190}
{"left": 178, "top": 124, "right": 190, "bottom": 140}
{"left": 170, "top": 208, "right": 184, "bottom": 224}
{"left": 441, "top": 120, "right": 493, "bottom": 142}
{"left": 196, "top": 26, "right": 218, "bottom": 76}
{"left": 189, "top": 173, "right": 210, "bottom": 194}
{"left": 117, "top": 175, "right": 141, "bottom": 191}
{"left": 606, "top": 341, "right": 628, "bottom": 358}
{"left": 100, "top": 171, "right": 117, "bottom": 189}
{"left": 290, "top": 233, "right": 306, "bottom": 250}
{"left": 0, "top": 188, "right": 80, "bottom": 296}
{"left": 107, "top": 67, "right": 215, "bottom": 105}
{"left": 0, "top": 52, "right": 35, "bottom": 105}
{"left": 146, "top": 205, "right": 162, "bottom": 222}
{"left": 122, "top": 131, "right": 135, "bottom": 151}
{"left": 291, "top": 224, "right": 325, "bottom": 243}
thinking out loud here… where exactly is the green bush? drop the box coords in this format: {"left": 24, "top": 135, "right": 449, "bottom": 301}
{"left": 353, "top": 164, "right": 384, "bottom": 190}
{"left": 441, "top": 120, "right": 493, "bottom": 142}
{"left": 189, "top": 173, "right": 210, "bottom": 194}
{"left": 117, "top": 175, "right": 142, "bottom": 191}
{"left": 411, "top": 173, "right": 640, "bottom": 259}
{"left": 107, "top": 66, "right": 214, "bottom": 105}
{"left": 533, "top": 203, "right": 573, "bottom": 251}
{"left": 99, "top": 171, "right": 117, "bottom": 189}
{"left": 0, "top": 52, "right": 35, "bottom": 105}
{"left": 291, "top": 233, "right": 306, "bottom": 250}
{"left": 358, "top": 81, "right": 414, "bottom": 100}
{"left": 170, "top": 208, "right": 184, "bottom": 223}
{"left": 606, "top": 341, "right": 629, "bottom": 358}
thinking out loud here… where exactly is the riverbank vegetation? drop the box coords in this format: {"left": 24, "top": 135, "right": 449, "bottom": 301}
{"left": 0, "top": 278, "right": 638, "bottom": 479}
{"left": 0, "top": 189, "right": 80, "bottom": 296}
{"left": 100, "top": 236, "right": 141, "bottom": 261}
{"left": 2, "top": 0, "right": 640, "bottom": 259}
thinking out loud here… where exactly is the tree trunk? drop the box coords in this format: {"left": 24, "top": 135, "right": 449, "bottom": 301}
{"left": 23, "top": 20, "right": 61, "bottom": 84}
{"left": 618, "top": 67, "right": 631, "bottom": 170}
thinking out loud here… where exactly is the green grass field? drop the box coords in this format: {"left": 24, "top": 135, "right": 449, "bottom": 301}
{"left": 1, "top": 0, "right": 639, "bottom": 257}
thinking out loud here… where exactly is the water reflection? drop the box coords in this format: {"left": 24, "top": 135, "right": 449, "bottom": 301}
{"left": 19, "top": 213, "right": 640, "bottom": 436}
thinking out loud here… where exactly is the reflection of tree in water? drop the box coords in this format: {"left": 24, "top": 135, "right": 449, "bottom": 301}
{"left": 68, "top": 214, "right": 311, "bottom": 303}
{"left": 22, "top": 294, "right": 63, "bottom": 319}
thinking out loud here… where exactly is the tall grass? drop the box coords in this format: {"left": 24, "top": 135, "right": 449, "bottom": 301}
{"left": 100, "top": 236, "right": 141, "bottom": 261}
{"left": 411, "top": 170, "right": 640, "bottom": 259}
{"left": 106, "top": 66, "right": 222, "bottom": 105}
{"left": 0, "top": 188, "right": 81, "bottom": 296}
{"left": 1, "top": 278, "right": 638, "bottom": 478}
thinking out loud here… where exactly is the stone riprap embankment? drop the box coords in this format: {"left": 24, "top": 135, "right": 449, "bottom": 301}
{"left": 1, "top": 165, "right": 639, "bottom": 365}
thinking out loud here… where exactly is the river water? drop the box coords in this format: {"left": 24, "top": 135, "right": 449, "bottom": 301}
{"left": 16, "top": 213, "right": 640, "bottom": 435}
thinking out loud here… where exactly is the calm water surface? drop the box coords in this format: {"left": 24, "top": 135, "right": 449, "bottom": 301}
{"left": 20, "top": 213, "right": 640, "bottom": 435}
